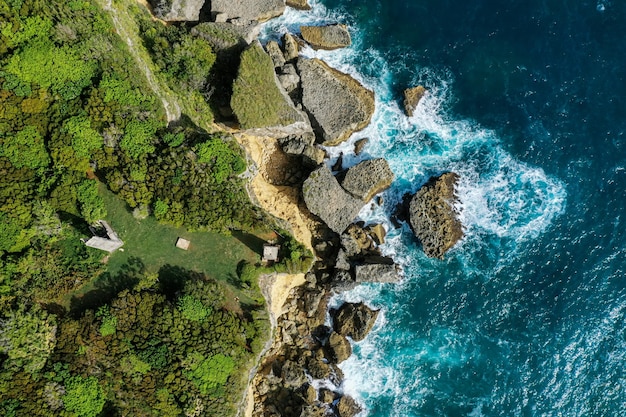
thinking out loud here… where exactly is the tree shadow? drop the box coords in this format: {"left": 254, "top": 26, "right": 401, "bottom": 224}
{"left": 158, "top": 264, "right": 205, "bottom": 299}
{"left": 69, "top": 257, "right": 144, "bottom": 317}
{"left": 231, "top": 230, "right": 266, "bottom": 255}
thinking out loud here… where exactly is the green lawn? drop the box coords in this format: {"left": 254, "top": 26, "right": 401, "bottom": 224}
{"left": 101, "top": 186, "right": 262, "bottom": 282}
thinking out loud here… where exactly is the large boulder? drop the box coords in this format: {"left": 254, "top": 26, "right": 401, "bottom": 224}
{"left": 340, "top": 158, "right": 394, "bottom": 202}
{"left": 282, "top": 33, "right": 300, "bottom": 62}
{"left": 298, "top": 58, "right": 375, "bottom": 146}
{"left": 403, "top": 85, "right": 426, "bottom": 117}
{"left": 231, "top": 41, "right": 308, "bottom": 131}
{"left": 326, "top": 331, "right": 352, "bottom": 363}
{"left": 340, "top": 224, "right": 374, "bottom": 258}
{"left": 287, "top": 0, "right": 311, "bottom": 10}
{"left": 211, "top": 0, "right": 285, "bottom": 22}
{"left": 336, "top": 395, "right": 362, "bottom": 417}
{"left": 409, "top": 172, "right": 463, "bottom": 259}
{"left": 300, "top": 24, "right": 351, "bottom": 50}
{"left": 331, "top": 302, "right": 379, "bottom": 342}
{"left": 354, "top": 262, "right": 400, "bottom": 284}
{"left": 151, "top": 0, "right": 205, "bottom": 21}
{"left": 302, "top": 166, "right": 363, "bottom": 234}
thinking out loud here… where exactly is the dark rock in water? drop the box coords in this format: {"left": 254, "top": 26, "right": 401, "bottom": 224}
{"left": 287, "top": 0, "right": 311, "bottom": 11}
{"left": 391, "top": 191, "right": 413, "bottom": 228}
{"left": 354, "top": 262, "right": 399, "bottom": 283}
{"left": 403, "top": 85, "right": 427, "bottom": 117}
{"left": 298, "top": 58, "right": 375, "bottom": 146}
{"left": 302, "top": 166, "right": 363, "bottom": 234}
{"left": 300, "top": 24, "right": 351, "bottom": 50}
{"left": 282, "top": 33, "right": 300, "bottom": 62}
{"left": 365, "top": 223, "right": 386, "bottom": 245}
{"left": 336, "top": 395, "right": 362, "bottom": 417}
{"left": 353, "top": 138, "right": 369, "bottom": 155}
{"left": 330, "top": 269, "right": 356, "bottom": 292}
{"left": 211, "top": 0, "right": 285, "bottom": 22}
{"left": 332, "top": 153, "right": 343, "bottom": 172}
{"left": 319, "top": 388, "right": 336, "bottom": 404}
{"left": 409, "top": 172, "right": 463, "bottom": 259}
{"left": 331, "top": 302, "right": 379, "bottom": 342}
{"left": 340, "top": 158, "right": 394, "bottom": 202}
{"left": 326, "top": 331, "right": 352, "bottom": 363}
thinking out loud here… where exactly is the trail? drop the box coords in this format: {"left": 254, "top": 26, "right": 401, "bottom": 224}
{"left": 100, "top": 0, "right": 181, "bottom": 123}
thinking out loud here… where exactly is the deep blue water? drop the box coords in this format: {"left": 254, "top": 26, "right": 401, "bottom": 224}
{"left": 263, "top": 1, "right": 626, "bottom": 415}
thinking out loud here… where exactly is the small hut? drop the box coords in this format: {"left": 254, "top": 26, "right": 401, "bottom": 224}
{"left": 176, "top": 237, "right": 191, "bottom": 250}
{"left": 262, "top": 243, "right": 280, "bottom": 264}
{"left": 84, "top": 220, "right": 124, "bottom": 253}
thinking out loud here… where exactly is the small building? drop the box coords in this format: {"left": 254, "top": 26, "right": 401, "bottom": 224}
{"left": 176, "top": 237, "right": 191, "bottom": 250}
{"left": 262, "top": 244, "right": 280, "bottom": 263}
{"left": 84, "top": 220, "right": 124, "bottom": 253}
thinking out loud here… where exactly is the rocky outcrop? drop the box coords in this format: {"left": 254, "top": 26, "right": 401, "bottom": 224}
{"left": 337, "top": 396, "right": 362, "bottom": 417}
{"left": 282, "top": 33, "right": 300, "bottom": 62}
{"left": 266, "top": 40, "right": 286, "bottom": 68}
{"left": 298, "top": 58, "right": 375, "bottom": 146}
{"left": 300, "top": 24, "right": 351, "bottom": 50}
{"left": 302, "top": 166, "right": 363, "bottom": 234}
{"left": 331, "top": 302, "right": 379, "bottom": 342}
{"left": 278, "top": 132, "right": 325, "bottom": 166}
{"left": 340, "top": 224, "right": 375, "bottom": 258}
{"left": 287, "top": 0, "right": 311, "bottom": 10}
{"left": 340, "top": 158, "right": 394, "bottom": 202}
{"left": 355, "top": 262, "right": 400, "bottom": 283}
{"left": 365, "top": 223, "right": 386, "bottom": 245}
{"left": 403, "top": 85, "right": 426, "bottom": 117}
{"left": 150, "top": 0, "right": 205, "bottom": 21}
{"left": 353, "top": 138, "right": 368, "bottom": 155}
{"left": 326, "top": 331, "right": 352, "bottom": 363}
{"left": 211, "top": 0, "right": 285, "bottom": 22}
{"left": 409, "top": 172, "right": 463, "bottom": 259}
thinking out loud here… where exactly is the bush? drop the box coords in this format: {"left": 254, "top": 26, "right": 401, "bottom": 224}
{"left": 177, "top": 295, "right": 211, "bottom": 322}
{"left": 62, "top": 376, "right": 105, "bottom": 417}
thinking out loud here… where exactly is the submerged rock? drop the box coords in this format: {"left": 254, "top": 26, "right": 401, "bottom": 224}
{"left": 298, "top": 58, "right": 375, "bottom": 146}
{"left": 331, "top": 302, "right": 379, "bottom": 342}
{"left": 340, "top": 158, "right": 394, "bottom": 202}
{"left": 403, "top": 85, "right": 426, "bottom": 117}
{"left": 409, "top": 172, "right": 463, "bottom": 259}
{"left": 300, "top": 24, "right": 351, "bottom": 50}
{"left": 302, "top": 166, "right": 363, "bottom": 234}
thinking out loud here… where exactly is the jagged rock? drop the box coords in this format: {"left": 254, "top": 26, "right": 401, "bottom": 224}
{"left": 304, "top": 384, "right": 317, "bottom": 404}
{"left": 282, "top": 33, "right": 300, "bottom": 62}
{"left": 332, "top": 153, "right": 343, "bottom": 172}
{"left": 287, "top": 0, "right": 311, "bottom": 10}
{"left": 214, "top": 12, "right": 228, "bottom": 22}
{"left": 278, "top": 64, "right": 300, "bottom": 94}
{"left": 298, "top": 58, "right": 375, "bottom": 146}
{"left": 409, "top": 172, "right": 463, "bottom": 259}
{"left": 326, "top": 331, "right": 352, "bottom": 363}
{"left": 403, "top": 85, "right": 426, "bottom": 117}
{"left": 266, "top": 41, "right": 286, "bottom": 68}
{"left": 340, "top": 224, "right": 374, "bottom": 257}
{"left": 231, "top": 41, "right": 307, "bottom": 130}
{"left": 211, "top": 0, "right": 285, "bottom": 22}
{"left": 300, "top": 405, "right": 328, "bottom": 417}
{"left": 334, "top": 249, "right": 351, "bottom": 270}
{"left": 331, "top": 302, "right": 379, "bottom": 342}
{"left": 302, "top": 166, "right": 363, "bottom": 234}
{"left": 151, "top": 0, "right": 205, "bottom": 21}
{"left": 331, "top": 269, "right": 356, "bottom": 292}
{"left": 354, "top": 262, "right": 399, "bottom": 284}
{"left": 282, "top": 360, "right": 308, "bottom": 387}
{"left": 319, "top": 388, "right": 336, "bottom": 404}
{"left": 354, "top": 138, "right": 369, "bottom": 155}
{"left": 300, "top": 24, "right": 351, "bottom": 50}
{"left": 307, "top": 356, "right": 332, "bottom": 380}
{"left": 365, "top": 223, "right": 386, "bottom": 245}
{"left": 336, "top": 395, "right": 362, "bottom": 417}
{"left": 278, "top": 131, "right": 324, "bottom": 166}
{"left": 340, "top": 158, "right": 394, "bottom": 202}
{"left": 302, "top": 289, "right": 325, "bottom": 318}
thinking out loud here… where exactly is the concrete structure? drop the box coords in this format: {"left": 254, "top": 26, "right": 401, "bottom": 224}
{"left": 176, "top": 237, "right": 191, "bottom": 250}
{"left": 84, "top": 221, "right": 124, "bottom": 253}
{"left": 262, "top": 244, "right": 280, "bottom": 263}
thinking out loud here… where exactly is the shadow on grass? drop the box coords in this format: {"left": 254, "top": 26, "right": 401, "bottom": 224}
{"left": 158, "top": 264, "right": 205, "bottom": 299}
{"left": 231, "top": 231, "right": 265, "bottom": 256}
{"left": 69, "top": 257, "right": 144, "bottom": 317}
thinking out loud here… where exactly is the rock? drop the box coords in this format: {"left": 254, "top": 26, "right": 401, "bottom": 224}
{"left": 151, "top": 0, "right": 205, "bottom": 21}
{"left": 340, "top": 224, "right": 374, "bottom": 257}
{"left": 353, "top": 138, "right": 369, "bottom": 155}
{"left": 278, "top": 131, "right": 323, "bottom": 166}
{"left": 266, "top": 41, "right": 286, "bottom": 68}
{"left": 278, "top": 64, "right": 300, "bottom": 94}
{"left": 354, "top": 262, "right": 400, "bottom": 284}
{"left": 282, "top": 360, "right": 308, "bottom": 387}
{"left": 298, "top": 58, "right": 375, "bottom": 146}
{"left": 214, "top": 12, "right": 228, "bottom": 22}
{"left": 403, "top": 85, "right": 426, "bottom": 117}
{"left": 331, "top": 153, "right": 343, "bottom": 172}
{"left": 336, "top": 395, "right": 362, "bottom": 417}
{"left": 307, "top": 356, "right": 332, "bottom": 380}
{"left": 231, "top": 41, "right": 307, "bottom": 130}
{"left": 319, "top": 388, "right": 336, "bottom": 404}
{"left": 300, "top": 24, "right": 351, "bottom": 50}
{"left": 326, "top": 331, "right": 352, "bottom": 363}
{"left": 304, "top": 384, "right": 317, "bottom": 404}
{"left": 191, "top": 22, "right": 249, "bottom": 51}
{"left": 287, "top": 0, "right": 311, "bottom": 10}
{"left": 365, "top": 223, "right": 386, "bottom": 245}
{"left": 300, "top": 405, "right": 328, "bottom": 417}
{"left": 330, "top": 269, "right": 356, "bottom": 292}
{"left": 340, "top": 158, "right": 394, "bottom": 202}
{"left": 302, "top": 289, "right": 324, "bottom": 318}
{"left": 282, "top": 33, "right": 300, "bottom": 62}
{"left": 331, "top": 302, "right": 379, "bottom": 342}
{"left": 302, "top": 166, "right": 363, "bottom": 234}
{"left": 211, "top": 0, "right": 285, "bottom": 22}
{"left": 334, "top": 249, "right": 351, "bottom": 271}
{"left": 408, "top": 172, "right": 463, "bottom": 259}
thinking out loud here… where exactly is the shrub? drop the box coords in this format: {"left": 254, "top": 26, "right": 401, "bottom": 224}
{"left": 177, "top": 295, "right": 211, "bottom": 322}
{"left": 62, "top": 376, "right": 105, "bottom": 417}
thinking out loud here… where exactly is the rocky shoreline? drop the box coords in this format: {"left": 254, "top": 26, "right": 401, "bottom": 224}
{"left": 148, "top": 0, "right": 465, "bottom": 415}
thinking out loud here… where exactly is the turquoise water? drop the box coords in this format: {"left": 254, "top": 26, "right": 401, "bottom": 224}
{"left": 262, "top": 1, "right": 626, "bottom": 415}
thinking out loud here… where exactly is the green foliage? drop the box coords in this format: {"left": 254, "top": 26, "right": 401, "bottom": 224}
{"left": 0, "top": 125, "right": 50, "bottom": 169}
{"left": 77, "top": 180, "right": 106, "bottom": 223}
{"left": 183, "top": 352, "right": 235, "bottom": 395}
{"left": 153, "top": 199, "right": 169, "bottom": 220}
{"left": 99, "top": 73, "right": 152, "bottom": 109}
{"left": 0, "top": 305, "right": 56, "bottom": 374}
{"left": 231, "top": 43, "right": 300, "bottom": 129}
{"left": 1, "top": 16, "right": 53, "bottom": 48}
{"left": 195, "top": 136, "right": 246, "bottom": 183}
{"left": 162, "top": 132, "right": 185, "bottom": 147}
{"left": 63, "top": 115, "right": 102, "bottom": 159}
{"left": 177, "top": 295, "right": 211, "bottom": 322}
{"left": 62, "top": 376, "right": 105, "bottom": 417}
{"left": 96, "top": 306, "right": 117, "bottom": 337}
{"left": 120, "top": 119, "right": 158, "bottom": 159}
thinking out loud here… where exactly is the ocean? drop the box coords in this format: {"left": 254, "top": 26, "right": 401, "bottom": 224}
{"left": 261, "top": 1, "right": 626, "bottom": 415}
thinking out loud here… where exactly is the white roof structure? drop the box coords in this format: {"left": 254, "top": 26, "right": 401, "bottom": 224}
{"left": 84, "top": 221, "right": 124, "bottom": 253}
{"left": 262, "top": 244, "right": 279, "bottom": 262}
{"left": 176, "top": 237, "right": 191, "bottom": 250}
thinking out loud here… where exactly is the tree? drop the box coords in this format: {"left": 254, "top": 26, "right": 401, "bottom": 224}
{"left": 120, "top": 119, "right": 158, "bottom": 159}
{"left": 62, "top": 376, "right": 105, "bottom": 417}
{"left": 183, "top": 352, "right": 235, "bottom": 395}
{"left": 0, "top": 125, "right": 50, "bottom": 169}
{"left": 76, "top": 180, "right": 106, "bottom": 223}
{"left": 177, "top": 295, "right": 211, "bottom": 322}
{"left": 63, "top": 116, "right": 102, "bottom": 159}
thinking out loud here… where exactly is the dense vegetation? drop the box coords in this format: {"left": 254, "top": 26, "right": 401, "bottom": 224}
{"left": 0, "top": 0, "right": 311, "bottom": 415}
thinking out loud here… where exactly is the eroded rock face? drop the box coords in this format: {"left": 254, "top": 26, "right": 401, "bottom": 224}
{"left": 287, "top": 0, "right": 311, "bottom": 10}
{"left": 300, "top": 24, "right": 351, "bottom": 50}
{"left": 151, "top": 0, "right": 205, "bottom": 21}
{"left": 298, "top": 58, "right": 375, "bottom": 146}
{"left": 302, "top": 166, "right": 363, "bottom": 234}
{"left": 403, "top": 85, "right": 426, "bottom": 117}
{"left": 282, "top": 33, "right": 300, "bottom": 62}
{"left": 331, "top": 302, "right": 379, "bottom": 342}
{"left": 326, "top": 331, "right": 352, "bottom": 363}
{"left": 340, "top": 158, "right": 394, "bottom": 202}
{"left": 354, "top": 262, "right": 400, "bottom": 284}
{"left": 336, "top": 395, "right": 362, "bottom": 417}
{"left": 211, "top": 0, "right": 285, "bottom": 22}
{"left": 409, "top": 172, "right": 463, "bottom": 259}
